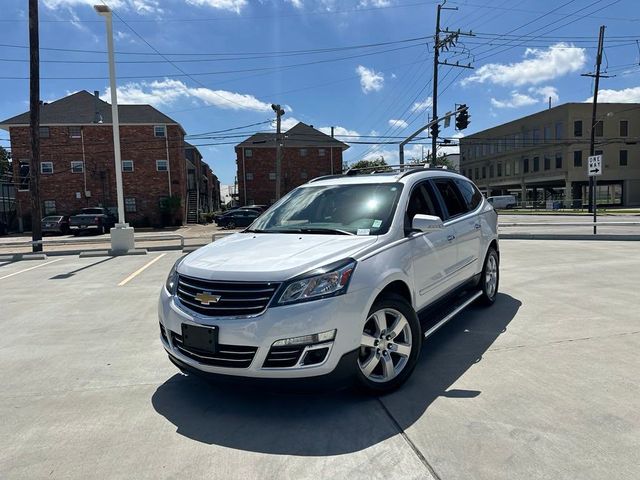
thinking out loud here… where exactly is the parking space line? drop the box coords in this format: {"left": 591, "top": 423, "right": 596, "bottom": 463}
{"left": 0, "top": 258, "right": 64, "bottom": 281}
{"left": 118, "top": 253, "right": 167, "bottom": 286}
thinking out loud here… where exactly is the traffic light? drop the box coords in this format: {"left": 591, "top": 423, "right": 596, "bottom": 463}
{"left": 455, "top": 105, "right": 470, "bottom": 130}
{"left": 430, "top": 123, "right": 440, "bottom": 138}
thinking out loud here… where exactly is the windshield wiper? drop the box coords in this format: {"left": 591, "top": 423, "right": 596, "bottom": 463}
{"left": 296, "top": 227, "right": 355, "bottom": 236}
{"left": 243, "top": 228, "right": 272, "bottom": 233}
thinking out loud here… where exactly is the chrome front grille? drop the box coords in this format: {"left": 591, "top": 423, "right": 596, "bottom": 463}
{"left": 171, "top": 332, "right": 257, "bottom": 368}
{"left": 176, "top": 274, "right": 280, "bottom": 317}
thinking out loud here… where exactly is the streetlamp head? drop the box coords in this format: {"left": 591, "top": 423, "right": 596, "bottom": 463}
{"left": 94, "top": 5, "right": 111, "bottom": 14}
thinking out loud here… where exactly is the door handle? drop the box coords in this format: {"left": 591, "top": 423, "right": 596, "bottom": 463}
{"left": 447, "top": 234, "right": 455, "bottom": 241}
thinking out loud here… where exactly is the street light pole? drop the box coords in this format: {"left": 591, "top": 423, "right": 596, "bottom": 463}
{"left": 271, "top": 104, "right": 285, "bottom": 201}
{"left": 95, "top": 4, "right": 134, "bottom": 253}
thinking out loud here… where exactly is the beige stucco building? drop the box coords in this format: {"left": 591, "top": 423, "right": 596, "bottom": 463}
{"left": 459, "top": 103, "right": 640, "bottom": 207}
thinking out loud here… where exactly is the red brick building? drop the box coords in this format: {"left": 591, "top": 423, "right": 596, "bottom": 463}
{"left": 235, "top": 122, "right": 349, "bottom": 205}
{"left": 0, "top": 90, "right": 218, "bottom": 229}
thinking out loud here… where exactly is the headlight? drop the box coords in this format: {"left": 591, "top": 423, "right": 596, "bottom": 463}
{"left": 276, "top": 259, "right": 356, "bottom": 305}
{"left": 165, "top": 258, "right": 182, "bottom": 294}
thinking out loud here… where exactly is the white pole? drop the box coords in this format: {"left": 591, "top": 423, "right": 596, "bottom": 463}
{"left": 95, "top": 5, "right": 134, "bottom": 253}
{"left": 103, "top": 11, "right": 125, "bottom": 225}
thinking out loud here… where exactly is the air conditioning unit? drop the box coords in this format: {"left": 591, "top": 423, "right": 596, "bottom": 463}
{"left": 85, "top": 190, "right": 92, "bottom": 197}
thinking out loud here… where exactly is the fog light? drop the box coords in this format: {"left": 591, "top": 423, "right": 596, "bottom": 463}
{"left": 272, "top": 329, "right": 336, "bottom": 347}
{"left": 301, "top": 347, "right": 330, "bottom": 366}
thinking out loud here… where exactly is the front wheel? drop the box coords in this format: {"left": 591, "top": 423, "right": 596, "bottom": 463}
{"left": 478, "top": 248, "right": 499, "bottom": 306}
{"left": 356, "top": 294, "right": 422, "bottom": 394}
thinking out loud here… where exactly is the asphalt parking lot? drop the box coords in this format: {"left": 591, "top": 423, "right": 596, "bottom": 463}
{"left": 1, "top": 240, "right": 639, "bottom": 480}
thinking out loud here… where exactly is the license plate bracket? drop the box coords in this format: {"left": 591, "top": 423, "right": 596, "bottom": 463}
{"left": 181, "top": 324, "right": 218, "bottom": 354}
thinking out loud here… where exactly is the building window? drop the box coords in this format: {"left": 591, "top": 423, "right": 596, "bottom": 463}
{"left": 497, "top": 162, "right": 502, "bottom": 177}
{"left": 246, "top": 172, "right": 254, "bottom": 180}
{"left": 269, "top": 172, "right": 276, "bottom": 180}
{"left": 573, "top": 151, "right": 582, "bottom": 167}
{"left": 489, "top": 164, "right": 494, "bottom": 178}
{"left": 43, "top": 200, "right": 56, "bottom": 215}
{"left": 300, "top": 170, "right": 308, "bottom": 179}
{"left": 532, "top": 129, "right": 541, "bottom": 145}
{"left": 300, "top": 148, "right": 307, "bottom": 157}
{"left": 156, "top": 160, "right": 168, "bottom": 172}
{"left": 40, "top": 162, "right": 53, "bottom": 174}
{"left": 245, "top": 148, "right": 253, "bottom": 157}
{"left": 490, "top": 141, "right": 495, "bottom": 155}
{"left": 70, "top": 161, "right": 84, "bottom": 173}
{"left": 122, "top": 160, "right": 134, "bottom": 172}
{"left": 475, "top": 167, "right": 479, "bottom": 179}
{"left": 523, "top": 158, "right": 529, "bottom": 173}
{"left": 595, "top": 149, "right": 603, "bottom": 157}
{"left": 318, "top": 148, "right": 325, "bottom": 156}
{"left": 555, "top": 122, "right": 563, "bottom": 140}
{"left": 544, "top": 155, "right": 551, "bottom": 171}
{"left": 594, "top": 121, "right": 604, "bottom": 137}
{"left": 482, "top": 166, "right": 486, "bottom": 179}
{"left": 574, "top": 120, "right": 583, "bottom": 137}
{"left": 515, "top": 133, "right": 522, "bottom": 149}
{"left": 620, "top": 121, "right": 628, "bottom": 137}
{"left": 125, "top": 197, "right": 136, "bottom": 213}
{"left": 514, "top": 159, "right": 520, "bottom": 175}
{"left": 544, "top": 126, "right": 551, "bottom": 142}
{"left": 555, "top": 153, "right": 562, "bottom": 169}
{"left": 505, "top": 161, "right": 512, "bottom": 176}
{"left": 39, "top": 126, "right": 50, "bottom": 138}
{"left": 533, "top": 157, "right": 540, "bottom": 172}
{"left": 154, "top": 125, "right": 166, "bottom": 137}
{"left": 619, "top": 150, "right": 628, "bottom": 166}
{"left": 69, "top": 126, "right": 82, "bottom": 138}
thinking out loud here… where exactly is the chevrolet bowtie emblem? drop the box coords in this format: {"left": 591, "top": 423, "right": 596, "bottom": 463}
{"left": 194, "top": 292, "right": 221, "bottom": 305}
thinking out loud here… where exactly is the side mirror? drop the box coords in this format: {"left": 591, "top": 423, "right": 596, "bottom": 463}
{"left": 412, "top": 214, "right": 444, "bottom": 233}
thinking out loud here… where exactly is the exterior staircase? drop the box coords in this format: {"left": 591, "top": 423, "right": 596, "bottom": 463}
{"left": 186, "top": 191, "right": 198, "bottom": 224}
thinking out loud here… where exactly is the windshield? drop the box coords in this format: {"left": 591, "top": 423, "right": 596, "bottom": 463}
{"left": 248, "top": 183, "right": 403, "bottom": 235}
{"left": 42, "top": 216, "right": 62, "bottom": 222}
{"left": 81, "top": 208, "right": 104, "bottom": 215}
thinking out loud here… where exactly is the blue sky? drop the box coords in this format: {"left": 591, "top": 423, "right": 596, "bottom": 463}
{"left": 1, "top": 0, "right": 639, "bottom": 185}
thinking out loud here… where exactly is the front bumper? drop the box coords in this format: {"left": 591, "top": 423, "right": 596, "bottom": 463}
{"left": 158, "top": 285, "right": 369, "bottom": 379}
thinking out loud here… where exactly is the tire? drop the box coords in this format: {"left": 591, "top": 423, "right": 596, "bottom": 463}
{"left": 478, "top": 247, "right": 499, "bottom": 306}
{"left": 227, "top": 221, "right": 236, "bottom": 229}
{"left": 355, "top": 293, "right": 422, "bottom": 394}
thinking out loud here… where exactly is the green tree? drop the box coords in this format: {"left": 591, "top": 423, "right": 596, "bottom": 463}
{"left": 348, "top": 156, "right": 391, "bottom": 172}
{"left": 0, "top": 146, "right": 10, "bottom": 176}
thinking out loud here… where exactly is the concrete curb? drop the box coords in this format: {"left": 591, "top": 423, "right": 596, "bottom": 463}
{"left": 79, "top": 249, "right": 149, "bottom": 258}
{"left": 0, "top": 253, "right": 48, "bottom": 262}
{"left": 500, "top": 233, "right": 640, "bottom": 241}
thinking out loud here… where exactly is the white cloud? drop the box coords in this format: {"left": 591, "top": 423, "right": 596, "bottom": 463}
{"left": 411, "top": 97, "right": 432, "bottom": 112}
{"left": 490, "top": 92, "right": 538, "bottom": 109}
{"left": 586, "top": 86, "right": 640, "bottom": 103}
{"left": 286, "top": 0, "right": 304, "bottom": 8}
{"left": 531, "top": 85, "right": 559, "bottom": 103}
{"left": 462, "top": 43, "right": 587, "bottom": 87}
{"left": 359, "top": 0, "right": 392, "bottom": 7}
{"left": 102, "top": 78, "right": 272, "bottom": 112}
{"left": 491, "top": 85, "right": 560, "bottom": 109}
{"left": 388, "top": 118, "right": 408, "bottom": 129}
{"left": 319, "top": 126, "right": 360, "bottom": 138}
{"left": 185, "top": 0, "right": 247, "bottom": 12}
{"left": 279, "top": 116, "right": 302, "bottom": 131}
{"left": 356, "top": 65, "right": 384, "bottom": 93}
{"left": 42, "top": 0, "right": 161, "bottom": 14}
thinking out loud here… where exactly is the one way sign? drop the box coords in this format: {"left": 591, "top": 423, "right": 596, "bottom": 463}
{"left": 588, "top": 155, "right": 602, "bottom": 177}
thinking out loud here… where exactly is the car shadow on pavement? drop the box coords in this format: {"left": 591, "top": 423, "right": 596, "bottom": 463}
{"left": 151, "top": 293, "right": 521, "bottom": 456}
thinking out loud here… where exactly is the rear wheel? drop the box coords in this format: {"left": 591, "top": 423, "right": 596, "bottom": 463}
{"left": 227, "top": 221, "right": 236, "bottom": 229}
{"left": 478, "top": 248, "right": 499, "bottom": 305}
{"left": 356, "top": 294, "right": 421, "bottom": 393}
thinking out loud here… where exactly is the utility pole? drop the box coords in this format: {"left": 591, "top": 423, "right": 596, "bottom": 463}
{"left": 581, "top": 25, "right": 609, "bottom": 234}
{"left": 271, "top": 104, "right": 285, "bottom": 201}
{"left": 431, "top": 1, "right": 473, "bottom": 165}
{"left": 29, "top": 0, "right": 42, "bottom": 253}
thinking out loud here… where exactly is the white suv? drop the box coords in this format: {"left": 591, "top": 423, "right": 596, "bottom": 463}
{"left": 159, "top": 167, "right": 499, "bottom": 392}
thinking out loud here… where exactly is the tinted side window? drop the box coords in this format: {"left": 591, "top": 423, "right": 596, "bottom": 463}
{"left": 433, "top": 179, "right": 468, "bottom": 219}
{"left": 455, "top": 179, "right": 482, "bottom": 211}
{"left": 406, "top": 182, "right": 440, "bottom": 220}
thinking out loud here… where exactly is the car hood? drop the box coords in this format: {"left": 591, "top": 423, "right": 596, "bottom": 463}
{"left": 179, "top": 232, "right": 379, "bottom": 281}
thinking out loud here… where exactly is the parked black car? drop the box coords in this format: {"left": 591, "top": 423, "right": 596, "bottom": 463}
{"left": 41, "top": 215, "right": 71, "bottom": 235}
{"left": 69, "top": 208, "right": 117, "bottom": 235}
{"left": 215, "top": 208, "right": 261, "bottom": 228}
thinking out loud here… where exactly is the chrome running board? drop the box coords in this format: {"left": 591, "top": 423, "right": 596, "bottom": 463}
{"left": 423, "top": 290, "right": 483, "bottom": 338}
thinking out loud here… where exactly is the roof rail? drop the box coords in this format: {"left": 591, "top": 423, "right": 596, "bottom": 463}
{"left": 306, "top": 163, "right": 458, "bottom": 183}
